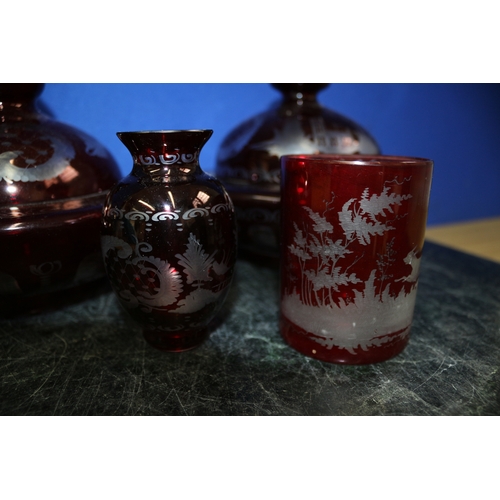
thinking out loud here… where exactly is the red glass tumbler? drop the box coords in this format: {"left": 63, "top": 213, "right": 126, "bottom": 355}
{"left": 280, "top": 155, "right": 433, "bottom": 364}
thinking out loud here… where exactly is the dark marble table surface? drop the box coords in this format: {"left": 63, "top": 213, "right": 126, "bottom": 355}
{"left": 1, "top": 242, "right": 499, "bottom": 416}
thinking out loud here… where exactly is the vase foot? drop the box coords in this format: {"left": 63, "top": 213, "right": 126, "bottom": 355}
{"left": 142, "top": 328, "right": 209, "bottom": 353}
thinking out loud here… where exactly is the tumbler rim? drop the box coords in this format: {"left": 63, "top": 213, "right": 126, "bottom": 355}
{"left": 281, "top": 154, "right": 433, "bottom": 167}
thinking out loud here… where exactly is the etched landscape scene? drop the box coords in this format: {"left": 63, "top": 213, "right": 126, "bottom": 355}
{"left": 282, "top": 181, "right": 421, "bottom": 353}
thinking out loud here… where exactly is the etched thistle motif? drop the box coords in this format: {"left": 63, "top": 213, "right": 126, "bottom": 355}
{"left": 283, "top": 181, "right": 420, "bottom": 353}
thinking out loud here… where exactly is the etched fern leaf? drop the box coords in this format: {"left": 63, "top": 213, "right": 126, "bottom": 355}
{"left": 359, "top": 186, "right": 412, "bottom": 221}
{"left": 308, "top": 233, "right": 351, "bottom": 262}
{"left": 305, "top": 266, "right": 361, "bottom": 292}
{"left": 176, "top": 233, "right": 215, "bottom": 285}
{"left": 292, "top": 223, "right": 307, "bottom": 250}
{"left": 289, "top": 243, "right": 312, "bottom": 261}
{"left": 304, "top": 206, "right": 333, "bottom": 233}
{"left": 339, "top": 199, "right": 390, "bottom": 245}
{"left": 289, "top": 223, "right": 312, "bottom": 261}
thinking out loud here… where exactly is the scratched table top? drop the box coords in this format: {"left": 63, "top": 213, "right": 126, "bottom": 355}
{"left": 1, "top": 241, "right": 499, "bottom": 416}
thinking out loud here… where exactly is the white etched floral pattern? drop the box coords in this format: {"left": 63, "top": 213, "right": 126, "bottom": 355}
{"left": 283, "top": 182, "right": 420, "bottom": 353}
{"left": 102, "top": 233, "right": 232, "bottom": 316}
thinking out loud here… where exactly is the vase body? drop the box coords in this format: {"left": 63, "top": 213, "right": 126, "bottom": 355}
{"left": 0, "top": 83, "right": 122, "bottom": 316}
{"left": 101, "top": 130, "right": 237, "bottom": 352}
{"left": 215, "top": 83, "right": 380, "bottom": 262}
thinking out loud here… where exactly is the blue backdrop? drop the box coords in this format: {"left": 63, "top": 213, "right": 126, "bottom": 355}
{"left": 40, "top": 83, "right": 500, "bottom": 227}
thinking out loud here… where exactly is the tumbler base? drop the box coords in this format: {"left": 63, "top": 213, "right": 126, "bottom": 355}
{"left": 280, "top": 316, "right": 410, "bottom": 365}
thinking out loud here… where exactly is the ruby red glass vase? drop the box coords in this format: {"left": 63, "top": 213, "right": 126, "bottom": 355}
{"left": 101, "top": 130, "right": 237, "bottom": 352}
{"left": 215, "top": 83, "right": 380, "bottom": 261}
{"left": 0, "top": 83, "right": 121, "bottom": 316}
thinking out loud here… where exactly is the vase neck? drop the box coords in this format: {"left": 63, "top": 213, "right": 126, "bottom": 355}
{"left": 131, "top": 157, "right": 203, "bottom": 183}
{"left": 118, "top": 130, "right": 212, "bottom": 183}
{"left": 271, "top": 83, "right": 329, "bottom": 115}
{"left": 0, "top": 83, "right": 45, "bottom": 122}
